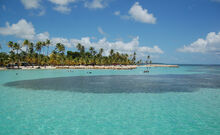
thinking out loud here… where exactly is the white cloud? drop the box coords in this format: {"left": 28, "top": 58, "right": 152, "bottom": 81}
{"left": 49, "top": 0, "right": 76, "bottom": 5}
{"left": 36, "top": 32, "right": 50, "bottom": 41}
{"left": 21, "top": 0, "right": 45, "bottom": 16}
{"left": 138, "top": 46, "right": 163, "bottom": 54}
{"left": 0, "top": 19, "right": 49, "bottom": 41}
{"left": 84, "top": 0, "right": 105, "bottom": 9}
{"left": 21, "top": 0, "right": 41, "bottom": 9}
{"left": 38, "top": 9, "right": 46, "bottom": 16}
{"left": 69, "top": 36, "right": 163, "bottom": 56}
{"left": 114, "top": 11, "right": 120, "bottom": 16}
{"left": 211, "top": 0, "right": 220, "bottom": 3}
{"left": 177, "top": 32, "right": 220, "bottom": 55}
{"left": 51, "top": 37, "right": 72, "bottom": 47}
{"left": 128, "top": 2, "right": 156, "bottom": 24}
{"left": 0, "top": 19, "right": 35, "bottom": 40}
{"left": 50, "top": 36, "right": 163, "bottom": 57}
{"left": 97, "top": 27, "right": 105, "bottom": 35}
{"left": 53, "top": 5, "right": 71, "bottom": 13}
{"left": 49, "top": 0, "right": 76, "bottom": 13}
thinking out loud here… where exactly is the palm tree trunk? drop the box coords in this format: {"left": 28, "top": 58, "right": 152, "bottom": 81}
{"left": 38, "top": 51, "right": 41, "bottom": 67}
{"left": 17, "top": 50, "right": 19, "bottom": 69}
{"left": 47, "top": 46, "right": 49, "bottom": 57}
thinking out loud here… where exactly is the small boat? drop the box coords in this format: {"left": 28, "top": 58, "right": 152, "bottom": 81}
{"left": 144, "top": 70, "right": 149, "bottom": 73}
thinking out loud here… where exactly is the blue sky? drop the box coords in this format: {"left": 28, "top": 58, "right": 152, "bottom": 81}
{"left": 0, "top": 0, "right": 220, "bottom": 64}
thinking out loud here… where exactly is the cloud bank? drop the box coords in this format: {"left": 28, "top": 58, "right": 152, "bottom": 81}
{"left": 20, "top": 0, "right": 109, "bottom": 14}
{"left": 129, "top": 2, "right": 156, "bottom": 24}
{"left": 115, "top": 2, "right": 156, "bottom": 24}
{"left": 84, "top": 0, "right": 105, "bottom": 9}
{"left": 0, "top": 19, "right": 163, "bottom": 59}
{"left": 0, "top": 19, "right": 49, "bottom": 41}
{"left": 177, "top": 32, "right": 220, "bottom": 55}
{"left": 21, "top": 0, "right": 41, "bottom": 9}
{"left": 50, "top": 36, "right": 163, "bottom": 57}
{"left": 49, "top": 0, "right": 76, "bottom": 13}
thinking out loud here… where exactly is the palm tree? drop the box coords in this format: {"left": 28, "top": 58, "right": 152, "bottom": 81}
{"left": 3, "top": 39, "right": 139, "bottom": 67}
{"left": 89, "top": 47, "right": 94, "bottom": 55}
{"left": 99, "top": 48, "right": 104, "bottom": 57}
{"left": 42, "top": 41, "right": 46, "bottom": 56}
{"left": 8, "top": 51, "right": 15, "bottom": 67}
{"left": 147, "top": 55, "right": 151, "bottom": 64}
{"left": 81, "top": 46, "right": 85, "bottom": 55}
{"left": 36, "top": 41, "right": 42, "bottom": 54}
{"left": 14, "top": 43, "right": 21, "bottom": 54}
{"left": 23, "top": 39, "right": 30, "bottom": 53}
{"left": 132, "top": 52, "right": 136, "bottom": 64}
{"left": 110, "top": 49, "right": 114, "bottom": 56}
{"left": 27, "top": 42, "right": 35, "bottom": 67}
{"left": 35, "top": 41, "right": 42, "bottom": 66}
{"left": 22, "top": 39, "right": 30, "bottom": 64}
{"left": 46, "top": 39, "right": 50, "bottom": 57}
{"left": 28, "top": 42, "right": 34, "bottom": 54}
{"left": 76, "top": 43, "right": 85, "bottom": 55}
{"left": 89, "top": 47, "right": 97, "bottom": 56}
{"left": 13, "top": 42, "right": 21, "bottom": 68}
{"left": 0, "top": 44, "right": 2, "bottom": 53}
{"left": 76, "top": 43, "right": 82, "bottom": 51}
{"left": 8, "top": 41, "right": 13, "bottom": 51}
{"left": 56, "top": 43, "right": 65, "bottom": 65}
{"left": 56, "top": 43, "right": 65, "bottom": 54}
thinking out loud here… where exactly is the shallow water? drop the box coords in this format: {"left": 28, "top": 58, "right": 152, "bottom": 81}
{"left": 0, "top": 66, "right": 220, "bottom": 135}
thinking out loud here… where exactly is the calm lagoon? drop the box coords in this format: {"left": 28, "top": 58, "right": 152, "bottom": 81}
{"left": 0, "top": 66, "right": 220, "bottom": 135}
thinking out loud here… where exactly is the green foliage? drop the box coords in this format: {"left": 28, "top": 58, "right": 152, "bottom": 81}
{"left": 0, "top": 40, "right": 151, "bottom": 67}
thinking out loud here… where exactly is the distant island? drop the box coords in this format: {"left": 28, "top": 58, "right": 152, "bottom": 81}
{"left": 0, "top": 39, "right": 178, "bottom": 70}
{"left": 0, "top": 39, "right": 146, "bottom": 68}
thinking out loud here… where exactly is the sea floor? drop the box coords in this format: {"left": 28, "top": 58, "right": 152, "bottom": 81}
{"left": 0, "top": 66, "right": 220, "bottom": 135}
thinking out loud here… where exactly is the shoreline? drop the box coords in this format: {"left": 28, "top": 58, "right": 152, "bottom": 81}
{"left": 0, "top": 64, "right": 179, "bottom": 70}
{"left": 140, "top": 64, "right": 179, "bottom": 68}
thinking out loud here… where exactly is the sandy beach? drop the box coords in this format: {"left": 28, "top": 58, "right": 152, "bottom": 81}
{"left": 0, "top": 64, "right": 179, "bottom": 70}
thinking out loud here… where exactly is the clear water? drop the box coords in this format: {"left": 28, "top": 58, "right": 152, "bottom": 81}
{"left": 0, "top": 66, "right": 220, "bottom": 135}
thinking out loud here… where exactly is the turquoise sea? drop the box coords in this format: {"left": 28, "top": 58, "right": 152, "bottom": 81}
{"left": 0, "top": 65, "right": 220, "bottom": 135}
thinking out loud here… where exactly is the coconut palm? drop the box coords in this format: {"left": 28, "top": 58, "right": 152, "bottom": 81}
{"left": 81, "top": 46, "right": 85, "bottom": 55}
{"left": 0, "top": 44, "right": 2, "bottom": 52}
{"left": 0, "top": 52, "right": 9, "bottom": 66}
{"left": 89, "top": 47, "right": 94, "bottom": 55}
{"left": 13, "top": 43, "right": 21, "bottom": 68}
{"left": 46, "top": 39, "right": 50, "bottom": 57}
{"left": 28, "top": 42, "right": 34, "bottom": 54}
{"left": 35, "top": 41, "right": 42, "bottom": 66}
{"left": 56, "top": 43, "right": 65, "bottom": 54}
{"left": 42, "top": 41, "right": 46, "bottom": 56}
{"left": 110, "top": 49, "right": 114, "bottom": 56}
{"left": 8, "top": 41, "right": 13, "bottom": 51}
{"left": 56, "top": 43, "right": 65, "bottom": 65}
{"left": 98, "top": 48, "right": 104, "bottom": 57}
{"left": 132, "top": 52, "right": 136, "bottom": 64}
{"left": 2, "top": 39, "right": 139, "bottom": 67}
{"left": 23, "top": 39, "right": 30, "bottom": 52}
{"left": 147, "top": 55, "right": 151, "bottom": 64}
{"left": 76, "top": 43, "right": 82, "bottom": 51}
{"left": 89, "top": 47, "right": 97, "bottom": 56}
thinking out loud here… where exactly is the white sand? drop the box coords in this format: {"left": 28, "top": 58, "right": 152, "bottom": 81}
{"left": 0, "top": 64, "right": 179, "bottom": 70}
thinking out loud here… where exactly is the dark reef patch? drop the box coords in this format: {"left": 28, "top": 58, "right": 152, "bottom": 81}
{"left": 4, "top": 74, "right": 220, "bottom": 93}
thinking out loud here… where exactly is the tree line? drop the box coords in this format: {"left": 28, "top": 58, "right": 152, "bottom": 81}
{"left": 0, "top": 39, "right": 152, "bottom": 68}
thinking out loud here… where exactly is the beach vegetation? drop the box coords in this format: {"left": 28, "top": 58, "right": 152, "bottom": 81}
{"left": 0, "top": 39, "right": 150, "bottom": 68}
